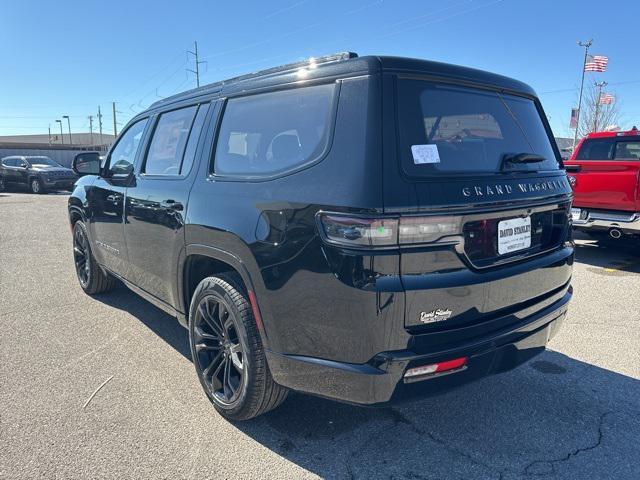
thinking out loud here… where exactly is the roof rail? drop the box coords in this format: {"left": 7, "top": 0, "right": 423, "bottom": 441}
{"left": 221, "top": 51, "right": 359, "bottom": 85}
{"left": 150, "top": 52, "right": 358, "bottom": 109}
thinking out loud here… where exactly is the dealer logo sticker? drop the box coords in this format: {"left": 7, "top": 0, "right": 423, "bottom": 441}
{"left": 420, "top": 308, "right": 453, "bottom": 324}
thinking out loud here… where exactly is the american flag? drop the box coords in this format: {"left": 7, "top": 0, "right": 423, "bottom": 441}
{"left": 599, "top": 93, "right": 614, "bottom": 105}
{"left": 585, "top": 55, "right": 608, "bottom": 72}
{"left": 570, "top": 108, "right": 579, "bottom": 128}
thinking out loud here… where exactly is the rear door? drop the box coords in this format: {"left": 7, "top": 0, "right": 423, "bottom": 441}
{"left": 1, "top": 158, "right": 18, "bottom": 184}
{"left": 124, "top": 102, "right": 211, "bottom": 306}
{"left": 385, "top": 75, "right": 572, "bottom": 330}
{"left": 568, "top": 136, "right": 640, "bottom": 211}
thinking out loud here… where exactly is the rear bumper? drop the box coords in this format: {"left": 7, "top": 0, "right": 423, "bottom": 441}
{"left": 266, "top": 289, "right": 571, "bottom": 405}
{"left": 573, "top": 209, "right": 640, "bottom": 234}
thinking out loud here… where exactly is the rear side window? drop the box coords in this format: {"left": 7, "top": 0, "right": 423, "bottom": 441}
{"left": 213, "top": 83, "right": 336, "bottom": 177}
{"left": 575, "top": 139, "right": 615, "bottom": 160}
{"left": 397, "top": 80, "right": 559, "bottom": 177}
{"left": 144, "top": 106, "right": 198, "bottom": 175}
{"left": 2, "top": 158, "right": 16, "bottom": 166}
{"left": 614, "top": 141, "right": 640, "bottom": 160}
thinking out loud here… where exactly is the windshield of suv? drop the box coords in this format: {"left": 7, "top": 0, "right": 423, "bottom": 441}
{"left": 28, "top": 157, "right": 61, "bottom": 167}
{"left": 397, "top": 80, "right": 559, "bottom": 177}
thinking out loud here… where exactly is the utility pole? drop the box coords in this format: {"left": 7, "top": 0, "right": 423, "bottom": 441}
{"left": 48, "top": 124, "right": 52, "bottom": 145}
{"left": 593, "top": 81, "right": 608, "bottom": 133}
{"left": 573, "top": 39, "right": 593, "bottom": 150}
{"left": 112, "top": 102, "right": 118, "bottom": 137}
{"left": 97, "top": 106, "right": 104, "bottom": 147}
{"left": 88, "top": 115, "right": 94, "bottom": 146}
{"left": 187, "top": 41, "right": 206, "bottom": 88}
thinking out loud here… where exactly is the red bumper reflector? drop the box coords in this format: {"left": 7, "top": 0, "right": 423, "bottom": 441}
{"left": 404, "top": 356, "right": 468, "bottom": 379}
{"left": 248, "top": 291, "right": 264, "bottom": 332}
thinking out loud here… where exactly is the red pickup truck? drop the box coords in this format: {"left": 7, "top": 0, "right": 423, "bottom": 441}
{"left": 565, "top": 128, "right": 640, "bottom": 239}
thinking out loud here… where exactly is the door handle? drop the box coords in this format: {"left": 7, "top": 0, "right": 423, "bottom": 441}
{"left": 161, "top": 199, "right": 184, "bottom": 211}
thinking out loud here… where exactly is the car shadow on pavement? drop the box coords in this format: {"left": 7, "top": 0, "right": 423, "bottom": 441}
{"left": 94, "top": 284, "right": 192, "bottom": 361}
{"left": 573, "top": 233, "right": 640, "bottom": 273}
{"left": 91, "top": 284, "right": 640, "bottom": 479}
{"left": 233, "top": 352, "right": 640, "bottom": 479}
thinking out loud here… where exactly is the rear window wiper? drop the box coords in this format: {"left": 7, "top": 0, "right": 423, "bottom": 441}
{"left": 501, "top": 152, "right": 545, "bottom": 171}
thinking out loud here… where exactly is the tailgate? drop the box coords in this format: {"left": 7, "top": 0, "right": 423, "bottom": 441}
{"left": 568, "top": 160, "right": 640, "bottom": 212}
{"left": 400, "top": 200, "right": 573, "bottom": 330}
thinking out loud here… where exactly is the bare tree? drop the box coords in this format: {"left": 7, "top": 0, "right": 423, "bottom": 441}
{"left": 577, "top": 83, "right": 622, "bottom": 137}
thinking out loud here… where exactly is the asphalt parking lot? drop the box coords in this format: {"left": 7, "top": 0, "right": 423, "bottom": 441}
{"left": 1, "top": 192, "right": 639, "bottom": 480}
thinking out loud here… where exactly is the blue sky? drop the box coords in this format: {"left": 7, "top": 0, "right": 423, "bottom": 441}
{"left": 0, "top": 0, "right": 638, "bottom": 138}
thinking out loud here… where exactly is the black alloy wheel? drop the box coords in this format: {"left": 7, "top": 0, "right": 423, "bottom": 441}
{"left": 192, "top": 294, "right": 245, "bottom": 405}
{"left": 71, "top": 221, "right": 117, "bottom": 294}
{"left": 73, "top": 224, "right": 91, "bottom": 288}
{"left": 189, "top": 275, "right": 288, "bottom": 420}
{"left": 0, "top": 177, "right": 5, "bottom": 192}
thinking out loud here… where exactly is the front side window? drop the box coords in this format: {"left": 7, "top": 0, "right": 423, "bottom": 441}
{"left": 213, "top": 83, "right": 336, "bottom": 177}
{"left": 575, "top": 139, "right": 615, "bottom": 160}
{"left": 108, "top": 118, "right": 148, "bottom": 176}
{"left": 614, "top": 141, "right": 640, "bottom": 160}
{"left": 397, "top": 80, "right": 559, "bottom": 176}
{"left": 144, "top": 106, "right": 198, "bottom": 175}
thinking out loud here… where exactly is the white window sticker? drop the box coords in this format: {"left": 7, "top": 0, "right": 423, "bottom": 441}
{"left": 411, "top": 144, "right": 440, "bottom": 164}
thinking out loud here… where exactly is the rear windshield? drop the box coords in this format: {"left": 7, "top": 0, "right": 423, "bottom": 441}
{"left": 397, "top": 80, "right": 559, "bottom": 177}
{"left": 576, "top": 138, "right": 640, "bottom": 161}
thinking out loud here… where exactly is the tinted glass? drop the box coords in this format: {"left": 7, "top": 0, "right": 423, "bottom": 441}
{"left": 214, "top": 83, "right": 336, "bottom": 176}
{"left": 2, "top": 158, "right": 16, "bottom": 166}
{"left": 397, "top": 80, "right": 559, "bottom": 176}
{"left": 614, "top": 141, "right": 640, "bottom": 160}
{"left": 575, "top": 139, "right": 615, "bottom": 160}
{"left": 144, "top": 106, "right": 197, "bottom": 175}
{"left": 180, "top": 104, "right": 209, "bottom": 176}
{"left": 108, "top": 118, "right": 148, "bottom": 176}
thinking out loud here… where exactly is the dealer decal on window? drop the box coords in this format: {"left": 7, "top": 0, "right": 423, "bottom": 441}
{"left": 411, "top": 144, "right": 441, "bottom": 164}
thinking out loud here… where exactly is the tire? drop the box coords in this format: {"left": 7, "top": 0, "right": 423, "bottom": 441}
{"left": 189, "top": 274, "right": 288, "bottom": 420}
{"left": 30, "top": 178, "right": 45, "bottom": 194}
{"left": 0, "top": 176, "right": 5, "bottom": 192}
{"left": 72, "top": 221, "right": 117, "bottom": 294}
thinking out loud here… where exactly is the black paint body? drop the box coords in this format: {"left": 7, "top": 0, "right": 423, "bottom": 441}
{"left": 68, "top": 55, "right": 573, "bottom": 405}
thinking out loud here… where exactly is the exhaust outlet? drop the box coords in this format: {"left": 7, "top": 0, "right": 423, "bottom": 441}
{"left": 609, "top": 228, "right": 622, "bottom": 239}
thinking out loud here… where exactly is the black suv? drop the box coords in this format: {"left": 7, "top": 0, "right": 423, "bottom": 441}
{"left": 0, "top": 155, "right": 77, "bottom": 193}
{"left": 68, "top": 53, "right": 573, "bottom": 420}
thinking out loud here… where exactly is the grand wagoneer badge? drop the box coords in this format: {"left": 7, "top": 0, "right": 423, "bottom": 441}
{"left": 462, "top": 179, "right": 568, "bottom": 198}
{"left": 420, "top": 309, "right": 453, "bottom": 324}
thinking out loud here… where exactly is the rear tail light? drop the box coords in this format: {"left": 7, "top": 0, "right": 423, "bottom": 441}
{"left": 404, "top": 357, "right": 468, "bottom": 380}
{"left": 318, "top": 213, "right": 462, "bottom": 248}
{"left": 319, "top": 215, "right": 397, "bottom": 247}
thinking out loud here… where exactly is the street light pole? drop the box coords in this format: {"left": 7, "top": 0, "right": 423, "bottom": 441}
{"left": 572, "top": 39, "right": 593, "bottom": 150}
{"left": 55, "top": 119, "right": 64, "bottom": 144}
{"left": 62, "top": 115, "right": 72, "bottom": 145}
{"left": 593, "top": 81, "right": 607, "bottom": 133}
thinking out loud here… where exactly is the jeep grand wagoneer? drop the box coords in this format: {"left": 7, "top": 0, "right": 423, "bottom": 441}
{"left": 68, "top": 53, "right": 573, "bottom": 420}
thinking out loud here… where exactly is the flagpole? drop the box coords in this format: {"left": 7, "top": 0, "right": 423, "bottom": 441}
{"left": 593, "top": 81, "right": 607, "bottom": 132}
{"left": 573, "top": 39, "right": 592, "bottom": 150}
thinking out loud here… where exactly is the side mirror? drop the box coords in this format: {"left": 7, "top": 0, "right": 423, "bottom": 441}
{"left": 73, "top": 152, "right": 101, "bottom": 176}
{"left": 19, "top": 163, "right": 29, "bottom": 170}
